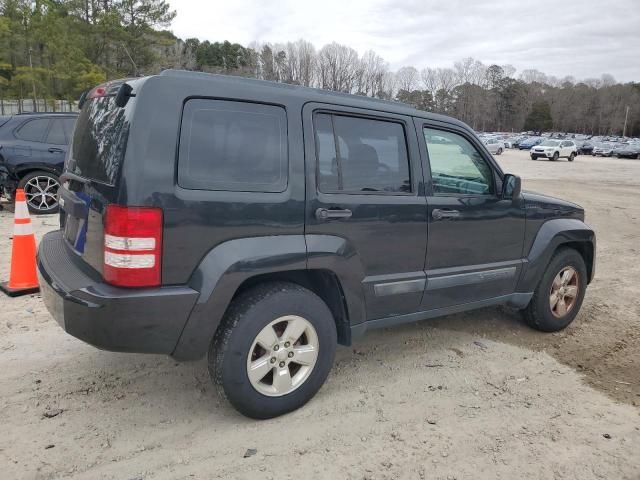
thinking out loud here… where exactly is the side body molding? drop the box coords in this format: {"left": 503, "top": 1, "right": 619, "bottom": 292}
{"left": 517, "top": 218, "right": 596, "bottom": 293}
{"left": 172, "top": 235, "right": 307, "bottom": 360}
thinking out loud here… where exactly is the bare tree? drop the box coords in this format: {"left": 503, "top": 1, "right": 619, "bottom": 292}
{"left": 357, "top": 50, "right": 388, "bottom": 96}
{"left": 395, "top": 66, "right": 419, "bottom": 92}
{"left": 420, "top": 67, "right": 438, "bottom": 93}
{"left": 519, "top": 69, "right": 548, "bottom": 84}
{"left": 317, "top": 42, "right": 359, "bottom": 93}
{"left": 501, "top": 64, "right": 516, "bottom": 78}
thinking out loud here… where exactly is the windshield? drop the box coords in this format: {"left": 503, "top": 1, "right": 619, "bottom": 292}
{"left": 540, "top": 140, "right": 560, "bottom": 147}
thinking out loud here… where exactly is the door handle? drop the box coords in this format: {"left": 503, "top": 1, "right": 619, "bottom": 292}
{"left": 315, "top": 207, "right": 352, "bottom": 220}
{"left": 432, "top": 209, "right": 460, "bottom": 220}
{"left": 48, "top": 147, "right": 64, "bottom": 153}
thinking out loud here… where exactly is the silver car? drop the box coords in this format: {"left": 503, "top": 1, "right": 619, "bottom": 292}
{"left": 483, "top": 138, "right": 505, "bottom": 155}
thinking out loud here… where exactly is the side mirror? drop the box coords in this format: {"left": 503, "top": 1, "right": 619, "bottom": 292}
{"left": 502, "top": 174, "right": 522, "bottom": 200}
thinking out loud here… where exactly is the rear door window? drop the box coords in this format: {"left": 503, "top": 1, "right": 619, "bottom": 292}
{"left": 15, "top": 118, "right": 50, "bottom": 142}
{"left": 46, "top": 119, "right": 67, "bottom": 145}
{"left": 178, "top": 99, "right": 288, "bottom": 192}
{"left": 314, "top": 113, "right": 411, "bottom": 193}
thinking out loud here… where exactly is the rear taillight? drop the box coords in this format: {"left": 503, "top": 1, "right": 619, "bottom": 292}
{"left": 103, "top": 205, "right": 162, "bottom": 287}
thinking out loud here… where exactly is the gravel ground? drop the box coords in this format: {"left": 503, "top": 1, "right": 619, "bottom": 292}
{"left": 0, "top": 149, "right": 639, "bottom": 479}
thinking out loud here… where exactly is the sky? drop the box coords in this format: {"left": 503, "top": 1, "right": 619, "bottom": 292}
{"left": 167, "top": 0, "right": 640, "bottom": 82}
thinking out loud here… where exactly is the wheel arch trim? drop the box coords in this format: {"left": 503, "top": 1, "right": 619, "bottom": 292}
{"left": 518, "top": 218, "right": 595, "bottom": 292}
{"left": 171, "top": 234, "right": 366, "bottom": 360}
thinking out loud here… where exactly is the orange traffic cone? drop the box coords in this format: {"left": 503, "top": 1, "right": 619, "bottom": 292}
{"left": 1, "top": 189, "right": 40, "bottom": 297}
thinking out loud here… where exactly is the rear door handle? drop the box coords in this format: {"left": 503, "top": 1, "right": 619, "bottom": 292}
{"left": 48, "top": 147, "right": 64, "bottom": 153}
{"left": 432, "top": 209, "right": 460, "bottom": 220}
{"left": 315, "top": 208, "right": 352, "bottom": 220}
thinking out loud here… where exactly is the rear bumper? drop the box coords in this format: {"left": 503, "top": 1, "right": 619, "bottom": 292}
{"left": 37, "top": 231, "right": 199, "bottom": 355}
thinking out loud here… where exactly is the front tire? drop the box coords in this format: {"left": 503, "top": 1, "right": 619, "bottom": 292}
{"left": 551, "top": 152, "right": 559, "bottom": 161}
{"left": 523, "top": 248, "right": 587, "bottom": 332}
{"left": 568, "top": 152, "right": 576, "bottom": 162}
{"left": 496, "top": 148, "right": 503, "bottom": 155}
{"left": 17, "top": 170, "right": 60, "bottom": 214}
{"left": 209, "top": 282, "right": 337, "bottom": 419}
{"left": 531, "top": 155, "right": 538, "bottom": 160}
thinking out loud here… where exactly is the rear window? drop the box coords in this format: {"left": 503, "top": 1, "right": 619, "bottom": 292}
{"left": 70, "top": 96, "right": 130, "bottom": 185}
{"left": 178, "top": 99, "right": 288, "bottom": 192}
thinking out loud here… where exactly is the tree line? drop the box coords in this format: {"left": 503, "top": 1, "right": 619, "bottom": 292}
{"left": 1, "top": 0, "right": 639, "bottom": 135}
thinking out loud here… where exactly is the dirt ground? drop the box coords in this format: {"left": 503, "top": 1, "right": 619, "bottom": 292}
{"left": 0, "top": 149, "right": 639, "bottom": 480}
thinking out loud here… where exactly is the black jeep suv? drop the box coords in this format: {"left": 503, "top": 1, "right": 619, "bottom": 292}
{"left": 0, "top": 112, "right": 77, "bottom": 213}
{"left": 38, "top": 71, "right": 595, "bottom": 418}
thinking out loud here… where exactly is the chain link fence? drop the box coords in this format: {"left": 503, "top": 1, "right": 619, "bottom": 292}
{"left": 0, "top": 99, "right": 78, "bottom": 115}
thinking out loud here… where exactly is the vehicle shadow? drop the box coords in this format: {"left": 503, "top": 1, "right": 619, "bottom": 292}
{"left": 46, "top": 305, "right": 537, "bottom": 425}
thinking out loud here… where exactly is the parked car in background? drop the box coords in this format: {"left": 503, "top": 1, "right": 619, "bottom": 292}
{"left": 483, "top": 137, "right": 505, "bottom": 155}
{"left": 592, "top": 143, "right": 616, "bottom": 157}
{"left": 503, "top": 136, "right": 522, "bottom": 148}
{"left": 509, "top": 136, "right": 527, "bottom": 148}
{"left": 613, "top": 144, "right": 640, "bottom": 159}
{"left": 0, "top": 112, "right": 77, "bottom": 213}
{"left": 518, "top": 137, "right": 544, "bottom": 150}
{"left": 577, "top": 141, "right": 595, "bottom": 155}
{"left": 530, "top": 140, "right": 578, "bottom": 161}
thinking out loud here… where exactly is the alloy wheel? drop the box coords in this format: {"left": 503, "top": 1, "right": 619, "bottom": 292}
{"left": 246, "top": 315, "right": 319, "bottom": 397}
{"left": 24, "top": 175, "right": 60, "bottom": 212}
{"left": 549, "top": 266, "right": 579, "bottom": 318}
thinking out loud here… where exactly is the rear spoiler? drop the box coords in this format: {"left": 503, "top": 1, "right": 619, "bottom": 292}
{"left": 78, "top": 82, "right": 134, "bottom": 110}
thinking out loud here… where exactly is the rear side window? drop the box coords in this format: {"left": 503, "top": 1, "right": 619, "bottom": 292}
{"left": 70, "top": 97, "right": 130, "bottom": 185}
{"left": 178, "top": 99, "right": 287, "bottom": 192}
{"left": 314, "top": 113, "right": 411, "bottom": 193}
{"left": 15, "top": 118, "right": 50, "bottom": 142}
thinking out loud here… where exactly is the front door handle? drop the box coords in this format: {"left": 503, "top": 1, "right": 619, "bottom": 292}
{"left": 48, "top": 147, "right": 64, "bottom": 154}
{"left": 432, "top": 208, "right": 460, "bottom": 220}
{"left": 315, "top": 208, "right": 353, "bottom": 220}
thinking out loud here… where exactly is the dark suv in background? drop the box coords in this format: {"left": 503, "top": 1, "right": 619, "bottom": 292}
{"left": 37, "top": 72, "right": 595, "bottom": 419}
{"left": 0, "top": 112, "right": 77, "bottom": 213}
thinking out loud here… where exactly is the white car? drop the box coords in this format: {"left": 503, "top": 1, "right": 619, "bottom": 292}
{"left": 483, "top": 138, "right": 505, "bottom": 155}
{"left": 592, "top": 143, "right": 616, "bottom": 157}
{"left": 530, "top": 140, "right": 578, "bottom": 161}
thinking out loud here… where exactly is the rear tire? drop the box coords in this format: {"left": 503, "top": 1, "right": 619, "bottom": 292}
{"left": 523, "top": 248, "right": 587, "bottom": 332}
{"left": 17, "top": 170, "right": 60, "bottom": 214}
{"left": 497, "top": 148, "right": 503, "bottom": 155}
{"left": 208, "top": 282, "right": 337, "bottom": 419}
{"left": 568, "top": 152, "right": 576, "bottom": 162}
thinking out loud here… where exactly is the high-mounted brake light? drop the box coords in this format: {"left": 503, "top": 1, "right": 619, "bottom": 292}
{"left": 103, "top": 205, "right": 163, "bottom": 287}
{"left": 87, "top": 85, "right": 107, "bottom": 100}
